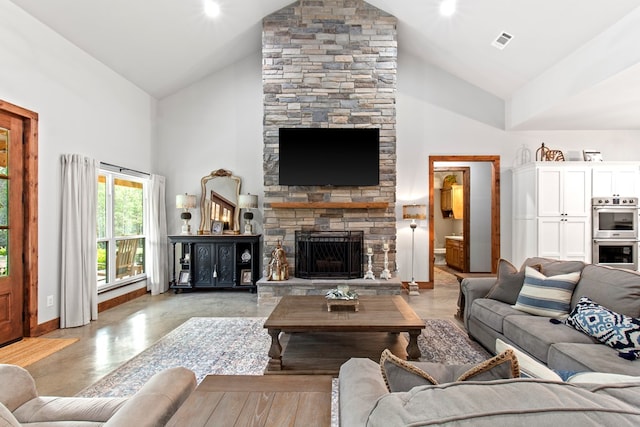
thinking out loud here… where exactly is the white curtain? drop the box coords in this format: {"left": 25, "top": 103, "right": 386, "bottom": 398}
{"left": 146, "top": 174, "right": 169, "bottom": 295}
{"left": 60, "top": 154, "right": 98, "bottom": 328}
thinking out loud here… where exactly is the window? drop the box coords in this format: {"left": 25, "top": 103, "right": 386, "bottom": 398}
{"left": 97, "top": 169, "right": 147, "bottom": 290}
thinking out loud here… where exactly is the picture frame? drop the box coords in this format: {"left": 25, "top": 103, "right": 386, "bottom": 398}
{"left": 240, "top": 269, "right": 253, "bottom": 285}
{"left": 583, "top": 150, "right": 603, "bottom": 162}
{"left": 211, "top": 220, "right": 224, "bottom": 235}
{"left": 178, "top": 270, "right": 190, "bottom": 284}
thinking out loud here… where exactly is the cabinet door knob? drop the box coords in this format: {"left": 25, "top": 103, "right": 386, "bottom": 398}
{"left": 213, "top": 264, "right": 218, "bottom": 278}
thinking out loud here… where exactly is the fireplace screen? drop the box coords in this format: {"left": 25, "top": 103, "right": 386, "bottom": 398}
{"left": 295, "top": 231, "right": 363, "bottom": 279}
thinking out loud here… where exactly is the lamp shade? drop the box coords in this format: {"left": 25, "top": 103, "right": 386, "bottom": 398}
{"left": 176, "top": 193, "right": 197, "bottom": 209}
{"left": 402, "top": 204, "right": 426, "bottom": 220}
{"left": 238, "top": 194, "right": 258, "bottom": 209}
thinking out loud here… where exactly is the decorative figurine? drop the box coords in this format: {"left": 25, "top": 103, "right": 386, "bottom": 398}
{"left": 267, "top": 240, "right": 289, "bottom": 281}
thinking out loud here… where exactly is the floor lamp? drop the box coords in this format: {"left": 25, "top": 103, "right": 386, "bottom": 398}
{"left": 403, "top": 204, "right": 426, "bottom": 296}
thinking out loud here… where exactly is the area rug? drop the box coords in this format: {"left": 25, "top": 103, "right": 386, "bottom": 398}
{"left": 0, "top": 337, "right": 79, "bottom": 367}
{"left": 78, "top": 317, "right": 489, "bottom": 399}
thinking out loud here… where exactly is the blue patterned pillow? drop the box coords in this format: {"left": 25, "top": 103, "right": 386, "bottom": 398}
{"left": 513, "top": 266, "right": 581, "bottom": 319}
{"left": 566, "top": 296, "right": 640, "bottom": 360}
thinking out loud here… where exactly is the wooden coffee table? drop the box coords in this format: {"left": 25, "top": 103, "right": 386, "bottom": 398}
{"left": 264, "top": 295, "right": 425, "bottom": 373}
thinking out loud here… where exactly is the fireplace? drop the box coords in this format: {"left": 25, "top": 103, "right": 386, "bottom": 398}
{"left": 295, "top": 231, "right": 363, "bottom": 279}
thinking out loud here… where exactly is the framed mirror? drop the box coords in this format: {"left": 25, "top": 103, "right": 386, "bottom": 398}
{"left": 199, "top": 169, "right": 242, "bottom": 234}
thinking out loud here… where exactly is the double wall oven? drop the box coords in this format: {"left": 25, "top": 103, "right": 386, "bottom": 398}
{"left": 592, "top": 197, "right": 638, "bottom": 270}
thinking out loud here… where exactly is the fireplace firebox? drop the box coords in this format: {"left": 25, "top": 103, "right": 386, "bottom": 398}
{"left": 295, "top": 231, "right": 363, "bottom": 279}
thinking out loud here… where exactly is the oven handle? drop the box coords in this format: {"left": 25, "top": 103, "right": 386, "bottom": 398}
{"left": 593, "top": 239, "right": 639, "bottom": 243}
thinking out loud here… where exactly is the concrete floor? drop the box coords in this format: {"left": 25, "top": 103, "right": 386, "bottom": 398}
{"left": 27, "top": 270, "right": 461, "bottom": 396}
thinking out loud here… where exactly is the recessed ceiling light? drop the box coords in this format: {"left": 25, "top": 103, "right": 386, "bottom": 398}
{"left": 439, "top": 0, "right": 457, "bottom": 17}
{"left": 204, "top": 1, "right": 221, "bottom": 18}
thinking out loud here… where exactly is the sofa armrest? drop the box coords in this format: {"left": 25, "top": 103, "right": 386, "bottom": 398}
{"left": 462, "top": 277, "right": 497, "bottom": 329}
{"left": 339, "top": 358, "right": 388, "bottom": 427}
{"left": 105, "top": 367, "right": 196, "bottom": 427}
{"left": 0, "top": 364, "right": 38, "bottom": 413}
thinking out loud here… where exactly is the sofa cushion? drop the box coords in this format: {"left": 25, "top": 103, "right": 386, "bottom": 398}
{"left": 485, "top": 259, "right": 542, "bottom": 305}
{"left": 527, "top": 257, "right": 586, "bottom": 277}
{"left": 366, "top": 379, "right": 640, "bottom": 427}
{"left": 470, "top": 298, "right": 523, "bottom": 333}
{"left": 571, "top": 264, "right": 640, "bottom": 318}
{"left": 549, "top": 343, "right": 640, "bottom": 376}
{"left": 565, "top": 297, "right": 640, "bottom": 360}
{"left": 379, "top": 349, "right": 519, "bottom": 392}
{"left": 503, "top": 315, "right": 596, "bottom": 364}
{"left": 13, "top": 396, "right": 127, "bottom": 423}
{"left": 513, "top": 266, "right": 580, "bottom": 319}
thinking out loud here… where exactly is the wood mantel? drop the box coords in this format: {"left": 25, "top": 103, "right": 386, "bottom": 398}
{"left": 270, "top": 202, "right": 389, "bottom": 209}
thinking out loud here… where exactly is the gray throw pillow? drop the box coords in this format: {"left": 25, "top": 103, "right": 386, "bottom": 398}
{"left": 379, "top": 348, "right": 520, "bottom": 393}
{"left": 485, "top": 259, "right": 541, "bottom": 305}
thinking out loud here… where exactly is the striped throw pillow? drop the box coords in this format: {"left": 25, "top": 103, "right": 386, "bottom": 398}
{"left": 513, "top": 266, "right": 581, "bottom": 319}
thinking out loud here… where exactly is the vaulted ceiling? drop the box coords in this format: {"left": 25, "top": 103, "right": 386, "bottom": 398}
{"left": 9, "top": 0, "right": 640, "bottom": 130}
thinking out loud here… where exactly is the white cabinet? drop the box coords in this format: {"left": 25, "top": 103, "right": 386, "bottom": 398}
{"left": 512, "top": 163, "right": 591, "bottom": 265}
{"left": 592, "top": 164, "right": 640, "bottom": 197}
{"left": 537, "top": 217, "right": 591, "bottom": 261}
{"left": 537, "top": 166, "right": 591, "bottom": 217}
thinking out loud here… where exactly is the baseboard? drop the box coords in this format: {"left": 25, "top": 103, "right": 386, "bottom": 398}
{"left": 98, "top": 287, "right": 148, "bottom": 312}
{"left": 30, "top": 317, "right": 60, "bottom": 337}
{"left": 401, "top": 281, "right": 434, "bottom": 290}
{"left": 29, "top": 287, "right": 149, "bottom": 337}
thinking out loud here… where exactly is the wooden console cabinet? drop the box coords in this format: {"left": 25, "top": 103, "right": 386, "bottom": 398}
{"left": 168, "top": 234, "right": 261, "bottom": 292}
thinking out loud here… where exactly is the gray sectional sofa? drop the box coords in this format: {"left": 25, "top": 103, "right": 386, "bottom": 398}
{"left": 463, "top": 258, "right": 640, "bottom": 375}
{"left": 337, "top": 259, "right": 640, "bottom": 426}
{"left": 339, "top": 357, "right": 640, "bottom": 426}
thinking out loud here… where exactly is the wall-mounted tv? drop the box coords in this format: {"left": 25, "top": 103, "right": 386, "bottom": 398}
{"left": 279, "top": 127, "right": 380, "bottom": 186}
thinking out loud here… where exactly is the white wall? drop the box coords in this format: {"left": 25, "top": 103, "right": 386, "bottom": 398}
{"left": 155, "top": 53, "right": 264, "bottom": 239}
{"left": 0, "top": 0, "right": 155, "bottom": 324}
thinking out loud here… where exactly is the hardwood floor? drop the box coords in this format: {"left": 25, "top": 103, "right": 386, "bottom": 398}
{"left": 27, "top": 271, "right": 461, "bottom": 396}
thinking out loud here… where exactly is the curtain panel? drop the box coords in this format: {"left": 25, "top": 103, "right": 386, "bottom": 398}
{"left": 146, "top": 174, "right": 168, "bottom": 295}
{"left": 60, "top": 154, "right": 98, "bottom": 328}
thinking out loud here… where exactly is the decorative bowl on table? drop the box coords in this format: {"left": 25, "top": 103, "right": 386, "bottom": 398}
{"left": 325, "top": 288, "right": 359, "bottom": 311}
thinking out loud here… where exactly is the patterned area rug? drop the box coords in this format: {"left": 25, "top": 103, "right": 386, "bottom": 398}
{"left": 79, "top": 317, "right": 489, "bottom": 398}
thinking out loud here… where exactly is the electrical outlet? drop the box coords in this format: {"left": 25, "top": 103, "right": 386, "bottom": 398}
{"left": 46, "top": 295, "right": 54, "bottom": 307}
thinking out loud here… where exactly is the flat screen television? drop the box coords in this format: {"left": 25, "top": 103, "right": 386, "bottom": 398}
{"left": 279, "top": 128, "right": 380, "bottom": 186}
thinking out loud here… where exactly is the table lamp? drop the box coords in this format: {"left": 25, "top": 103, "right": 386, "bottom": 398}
{"left": 176, "top": 193, "right": 197, "bottom": 235}
{"left": 402, "top": 204, "right": 427, "bottom": 295}
{"left": 238, "top": 193, "right": 258, "bottom": 234}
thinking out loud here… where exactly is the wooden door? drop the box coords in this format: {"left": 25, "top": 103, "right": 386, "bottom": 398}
{"left": 0, "top": 111, "right": 25, "bottom": 346}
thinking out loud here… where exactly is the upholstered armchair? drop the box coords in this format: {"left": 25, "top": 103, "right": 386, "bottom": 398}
{"left": 0, "top": 364, "right": 195, "bottom": 427}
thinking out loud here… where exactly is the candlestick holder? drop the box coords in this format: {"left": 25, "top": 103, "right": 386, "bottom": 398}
{"left": 380, "top": 247, "right": 391, "bottom": 280}
{"left": 364, "top": 252, "right": 375, "bottom": 280}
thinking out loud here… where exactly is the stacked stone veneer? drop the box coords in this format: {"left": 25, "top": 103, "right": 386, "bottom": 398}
{"left": 262, "top": 0, "right": 397, "bottom": 276}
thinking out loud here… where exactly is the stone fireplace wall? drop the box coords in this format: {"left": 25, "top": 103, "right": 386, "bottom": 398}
{"left": 262, "top": 0, "right": 397, "bottom": 276}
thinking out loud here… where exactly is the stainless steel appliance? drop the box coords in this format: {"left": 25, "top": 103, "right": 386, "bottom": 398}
{"left": 592, "top": 197, "right": 638, "bottom": 239}
{"left": 591, "top": 197, "right": 638, "bottom": 270}
{"left": 592, "top": 239, "right": 638, "bottom": 270}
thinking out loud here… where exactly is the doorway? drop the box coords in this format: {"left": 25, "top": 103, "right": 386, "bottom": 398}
{"left": 433, "top": 167, "right": 470, "bottom": 271}
{"left": 428, "top": 155, "right": 500, "bottom": 284}
{"left": 0, "top": 100, "right": 38, "bottom": 345}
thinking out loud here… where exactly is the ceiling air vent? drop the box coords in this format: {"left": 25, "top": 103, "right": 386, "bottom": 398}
{"left": 491, "top": 32, "right": 513, "bottom": 50}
